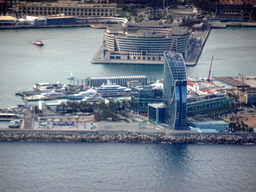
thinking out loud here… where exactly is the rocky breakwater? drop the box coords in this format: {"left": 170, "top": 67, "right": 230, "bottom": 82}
{"left": 0, "top": 130, "right": 256, "bottom": 144}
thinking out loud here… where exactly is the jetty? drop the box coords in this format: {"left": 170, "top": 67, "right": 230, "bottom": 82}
{"left": 0, "top": 129, "right": 255, "bottom": 144}
{"left": 185, "top": 23, "right": 211, "bottom": 66}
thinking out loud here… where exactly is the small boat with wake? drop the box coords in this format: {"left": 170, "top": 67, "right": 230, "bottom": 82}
{"left": 34, "top": 40, "right": 44, "bottom": 46}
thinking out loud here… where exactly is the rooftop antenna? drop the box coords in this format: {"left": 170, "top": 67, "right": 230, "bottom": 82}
{"left": 207, "top": 56, "right": 214, "bottom": 82}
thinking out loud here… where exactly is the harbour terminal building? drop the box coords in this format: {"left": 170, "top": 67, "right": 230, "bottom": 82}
{"left": 92, "top": 20, "right": 191, "bottom": 65}
{"left": 148, "top": 51, "right": 187, "bottom": 130}
{"left": 17, "top": 1, "right": 117, "bottom": 18}
{"left": 85, "top": 75, "right": 147, "bottom": 88}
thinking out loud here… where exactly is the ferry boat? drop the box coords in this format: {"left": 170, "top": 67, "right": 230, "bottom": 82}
{"left": 34, "top": 40, "right": 44, "bottom": 46}
{"left": 9, "top": 119, "right": 22, "bottom": 128}
{"left": 96, "top": 80, "right": 131, "bottom": 96}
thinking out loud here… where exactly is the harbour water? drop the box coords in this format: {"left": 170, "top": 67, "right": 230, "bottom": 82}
{"left": 0, "top": 27, "right": 256, "bottom": 109}
{"left": 1, "top": 27, "right": 256, "bottom": 191}
{"left": 1, "top": 142, "right": 256, "bottom": 192}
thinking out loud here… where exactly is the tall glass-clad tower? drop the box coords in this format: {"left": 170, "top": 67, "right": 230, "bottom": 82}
{"left": 163, "top": 51, "right": 187, "bottom": 130}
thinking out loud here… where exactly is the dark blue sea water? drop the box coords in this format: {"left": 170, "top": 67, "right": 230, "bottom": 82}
{"left": 1, "top": 142, "right": 256, "bottom": 192}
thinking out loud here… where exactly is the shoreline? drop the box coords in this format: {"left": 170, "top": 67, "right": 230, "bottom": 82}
{"left": 1, "top": 129, "right": 255, "bottom": 144}
{"left": 211, "top": 21, "right": 256, "bottom": 28}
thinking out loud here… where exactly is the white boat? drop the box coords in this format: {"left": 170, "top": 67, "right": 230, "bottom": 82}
{"left": 9, "top": 119, "right": 22, "bottom": 128}
{"left": 68, "top": 88, "right": 97, "bottom": 100}
{"left": 34, "top": 82, "right": 65, "bottom": 92}
{"left": 41, "top": 90, "right": 66, "bottom": 99}
{"left": 151, "top": 79, "right": 163, "bottom": 89}
{"left": 82, "top": 93, "right": 104, "bottom": 103}
{"left": 68, "top": 71, "right": 75, "bottom": 80}
{"left": 96, "top": 80, "right": 131, "bottom": 96}
{"left": 25, "top": 94, "right": 46, "bottom": 101}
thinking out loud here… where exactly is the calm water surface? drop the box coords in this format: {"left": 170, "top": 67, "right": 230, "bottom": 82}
{"left": 0, "top": 27, "right": 256, "bottom": 109}
{"left": 1, "top": 142, "right": 256, "bottom": 192}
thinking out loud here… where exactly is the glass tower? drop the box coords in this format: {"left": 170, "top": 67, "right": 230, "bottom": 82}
{"left": 163, "top": 51, "right": 187, "bottom": 130}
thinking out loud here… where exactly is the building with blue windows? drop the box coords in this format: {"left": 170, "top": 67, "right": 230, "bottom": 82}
{"left": 163, "top": 51, "right": 187, "bottom": 130}
{"left": 131, "top": 85, "right": 163, "bottom": 114}
{"left": 148, "top": 51, "right": 187, "bottom": 130}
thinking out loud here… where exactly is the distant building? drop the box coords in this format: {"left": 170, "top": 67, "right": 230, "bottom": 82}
{"left": 187, "top": 95, "right": 232, "bottom": 116}
{"left": 239, "top": 91, "right": 256, "bottom": 105}
{"left": 127, "top": 80, "right": 142, "bottom": 88}
{"left": 148, "top": 103, "right": 166, "bottom": 126}
{"left": 131, "top": 85, "right": 163, "bottom": 114}
{"left": 17, "top": 2, "right": 117, "bottom": 18}
{"left": 33, "top": 16, "right": 77, "bottom": 26}
{"left": 86, "top": 75, "right": 147, "bottom": 87}
{"left": 93, "top": 20, "right": 191, "bottom": 65}
{"left": 0, "top": 16, "right": 17, "bottom": 26}
{"left": 216, "top": 0, "right": 256, "bottom": 21}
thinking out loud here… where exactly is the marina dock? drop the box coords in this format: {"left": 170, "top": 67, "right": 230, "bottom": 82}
{"left": 185, "top": 24, "right": 211, "bottom": 66}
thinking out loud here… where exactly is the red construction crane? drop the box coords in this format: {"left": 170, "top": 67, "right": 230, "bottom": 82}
{"left": 207, "top": 56, "right": 214, "bottom": 82}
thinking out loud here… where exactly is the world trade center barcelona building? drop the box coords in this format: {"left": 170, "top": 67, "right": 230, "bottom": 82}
{"left": 163, "top": 51, "right": 187, "bottom": 130}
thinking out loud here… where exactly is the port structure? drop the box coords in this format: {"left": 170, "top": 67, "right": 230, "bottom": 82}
{"left": 207, "top": 55, "right": 214, "bottom": 82}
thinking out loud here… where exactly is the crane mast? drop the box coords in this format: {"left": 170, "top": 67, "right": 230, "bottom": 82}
{"left": 207, "top": 56, "right": 214, "bottom": 81}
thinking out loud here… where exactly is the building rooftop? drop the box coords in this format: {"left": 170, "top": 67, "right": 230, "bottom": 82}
{"left": 148, "top": 102, "right": 165, "bottom": 108}
{"left": 18, "top": 2, "right": 117, "bottom": 8}
{"left": 214, "top": 76, "right": 246, "bottom": 88}
{"left": 126, "top": 31, "right": 165, "bottom": 38}
{"left": 170, "top": 27, "right": 190, "bottom": 36}
{"left": 218, "top": 0, "right": 256, "bottom": 5}
{"left": 0, "top": 16, "right": 17, "bottom": 21}
{"left": 135, "top": 20, "right": 171, "bottom": 28}
{"left": 88, "top": 75, "right": 147, "bottom": 80}
{"left": 187, "top": 94, "right": 228, "bottom": 103}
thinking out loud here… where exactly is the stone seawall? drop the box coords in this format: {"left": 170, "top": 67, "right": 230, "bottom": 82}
{"left": 0, "top": 130, "right": 255, "bottom": 144}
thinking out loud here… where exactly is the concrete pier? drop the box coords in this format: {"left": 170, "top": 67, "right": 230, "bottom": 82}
{"left": 185, "top": 24, "right": 211, "bottom": 66}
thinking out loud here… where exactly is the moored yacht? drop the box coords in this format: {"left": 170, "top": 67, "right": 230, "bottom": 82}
{"left": 82, "top": 93, "right": 104, "bottom": 103}
{"left": 68, "top": 88, "right": 97, "bottom": 100}
{"left": 96, "top": 80, "right": 131, "bottom": 96}
{"left": 41, "top": 90, "right": 66, "bottom": 99}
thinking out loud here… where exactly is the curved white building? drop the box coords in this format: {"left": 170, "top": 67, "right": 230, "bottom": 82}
{"left": 92, "top": 21, "right": 191, "bottom": 65}
{"left": 170, "top": 27, "right": 191, "bottom": 59}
